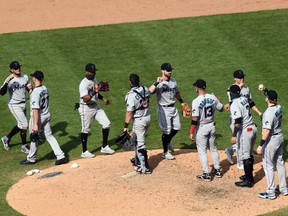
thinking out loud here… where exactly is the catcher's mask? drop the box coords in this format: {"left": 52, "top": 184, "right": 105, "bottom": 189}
{"left": 115, "top": 132, "right": 133, "bottom": 151}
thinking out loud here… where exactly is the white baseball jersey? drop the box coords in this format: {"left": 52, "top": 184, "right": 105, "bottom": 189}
{"left": 156, "top": 77, "right": 179, "bottom": 106}
{"left": 192, "top": 94, "right": 223, "bottom": 124}
{"left": 79, "top": 77, "right": 99, "bottom": 105}
{"left": 2, "top": 73, "right": 30, "bottom": 104}
{"left": 230, "top": 96, "right": 254, "bottom": 129}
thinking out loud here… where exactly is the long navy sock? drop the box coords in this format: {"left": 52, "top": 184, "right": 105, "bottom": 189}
{"left": 81, "top": 133, "right": 88, "bottom": 152}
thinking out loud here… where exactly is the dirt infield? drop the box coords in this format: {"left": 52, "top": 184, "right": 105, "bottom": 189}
{"left": 3, "top": 1, "right": 288, "bottom": 216}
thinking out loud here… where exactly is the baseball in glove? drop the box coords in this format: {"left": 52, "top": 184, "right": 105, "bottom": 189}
{"left": 115, "top": 131, "right": 133, "bottom": 151}
{"left": 99, "top": 81, "right": 110, "bottom": 92}
{"left": 182, "top": 103, "right": 192, "bottom": 119}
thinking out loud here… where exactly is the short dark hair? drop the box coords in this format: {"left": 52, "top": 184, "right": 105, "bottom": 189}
{"left": 129, "top": 74, "right": 140, "bottom": 86}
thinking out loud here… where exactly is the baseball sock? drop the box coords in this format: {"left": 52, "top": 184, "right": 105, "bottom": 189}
{"left": 162, "top": 133, "right": 170, "bottom": 153}
{"left": 168, "top": 129, "right": 178, "bottom": 144}
{"left": 20, "top": 129, "right": 27, "bottom": 145}
{"left": 81, "top": 133, "right": 88, "bottom": 152}
{"left": 7, "top": 125, "right": 21, "bottom": 142}
{"left": 102, "top": 128, "right": 109, "bottom": 148}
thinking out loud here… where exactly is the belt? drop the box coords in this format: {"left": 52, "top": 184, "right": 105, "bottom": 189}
{"left": 162, "top": 103, "right": 175, "bottom": 107}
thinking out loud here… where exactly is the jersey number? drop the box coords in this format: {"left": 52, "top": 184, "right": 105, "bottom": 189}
{"left": 204, "top": 106, "right": 213, "bottom": 118}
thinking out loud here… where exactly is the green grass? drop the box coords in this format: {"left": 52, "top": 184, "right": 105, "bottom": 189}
{"left": 1, "top": 9, "right": 288, "bottom": 215}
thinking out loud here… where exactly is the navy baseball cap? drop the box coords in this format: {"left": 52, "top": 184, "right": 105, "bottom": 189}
{"left": 161, "top": 63, "right": 173, "bottom": 71}
{"left": 30, "top": 70, "right": 44, "bottom": 81}
{"left": 193, "top": 79, "right": 206, "bottom": 89}
{"left": 233, "top": 70, "right": 245, "bottom": 79}
{"left": 266, "top": 90, "right": 277, "bottom": 101}
{"left": 229, "top": 84, "right": 241, "bottom": 94}
{"left": 10, "top": 61, "right": 21, "bottom": 70}
{"left": 85, "top": 63, "right": 98, "bottom": 72}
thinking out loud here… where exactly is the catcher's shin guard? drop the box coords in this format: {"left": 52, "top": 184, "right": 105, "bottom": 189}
{"left": 136, "top": 149, "right": 149, "bottom": 172}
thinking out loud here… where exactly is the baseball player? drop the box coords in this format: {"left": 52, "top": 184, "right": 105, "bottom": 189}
{"left": 229, "top": 85, "right": 257, "bottom": 187}
{"left": 190, "top": 79, "right": 224, "bottom": 182}
{"left": 224, "top": 70, "right": 262, "bottom": 169}
{"left": 257, "top": 90, "right": 288, "bottom": 199}
{"left": 20, "top": 70, "right": 67, "bottom": 165}
{"left": 124, "top": 74, "right": 151, "bottom": 174}
{"left": 149, "top": 63, "right": 186, "bottom": 160}
{"left": 0, "top": 61, "right": 32, "bottom": 153}
{"left": 77, "top": 63, "right": 115, "bottom": 158}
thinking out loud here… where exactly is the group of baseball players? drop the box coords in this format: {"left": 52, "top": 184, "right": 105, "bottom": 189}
{"left": 1, "top": 61, "right": 287, "bottom": 199}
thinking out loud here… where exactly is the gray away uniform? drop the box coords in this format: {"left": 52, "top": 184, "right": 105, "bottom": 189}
{"left": 261, "top": 103, "right": 287, "bottom": 195}
{"left": 27, "top": 85, "right": 65, "bottom": 162}
{"left": 192, "top": 93, "right": 223, "bottom": 174}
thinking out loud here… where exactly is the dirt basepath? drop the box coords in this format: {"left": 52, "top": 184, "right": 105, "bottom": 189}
{"left": 1, "top": 0, "right": 288, "bottom": 34}
{"left": 4, "top": 1, "right": 288, "bottom": 216}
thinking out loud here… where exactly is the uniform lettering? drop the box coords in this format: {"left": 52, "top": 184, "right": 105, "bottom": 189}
{"left": 198, "top": 98, "right": 215, "bottom": 109}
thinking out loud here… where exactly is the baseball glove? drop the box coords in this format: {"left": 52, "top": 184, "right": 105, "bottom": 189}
{"left": 115, "top": 131, "right": 133, "bottom": 151}
{"left": 30, "top": 130, "right": 40, "bottom": 142}
{"left": 182, "top": 103, "right": 192, "bottom": 119}
{"left": 99, "top": 81, "right": 109, "bottom": 92}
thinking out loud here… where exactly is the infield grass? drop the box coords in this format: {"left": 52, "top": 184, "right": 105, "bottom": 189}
{"left": 0, "top": 9, "right": 288, "bottom": 216}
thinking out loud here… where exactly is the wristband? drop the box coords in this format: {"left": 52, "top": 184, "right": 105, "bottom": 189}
{"left": 249, "top": 101, "right": 256, "bottom": 108}
{"left": 179, "top": 98, "right": 184, "bottom": 104}
{"left": 124, "top": 122, "right": 129, "bottom": 128}
{"left": 89, "top": 91, "right": 97, "bottom": 97}
{"left": 153, "top": 82, "right": 159, "bottom": 87}
{"left": 98, "top": 93, "right": 103, "bottom": 100}
{"left": 259, "top": 139, "right": 266, "bottom": 146}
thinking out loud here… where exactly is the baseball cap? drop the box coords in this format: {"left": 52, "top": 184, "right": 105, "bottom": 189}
{"left": 30, "top": 70, "right": 44, "bottom": 81}
{"left": 266, "top": 90, "right": 277, "bottom": 101}
{"left": 193, "top": 79, "right": 206, "bottom": 89}
{"left": 229, "top": 84, "right": 241, "bottom": 94}
{"left": 10, "top": 61, "right": 21, "bottom": 70}
{"left": 161, "top": 63, "right": 173, "bottom": 71}
{"left": 85, "top": 63, "right": 98, "bottom": 72}
{"left": 233, "top": 70, "right": 245, "bottom": 79}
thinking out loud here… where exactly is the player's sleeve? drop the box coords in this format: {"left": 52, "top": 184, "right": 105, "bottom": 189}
{"left": 213, "top": 95, "right": 223, "bottom": 111}
{"left": 262, "top": 112, "right": 272, "bottom": 130}
{"left": 125, "top": 93, "right": 135, "bottom": 112}
{"left": 79, "top": 80, "right": 89, "bottom": 98}
{"left": 192, "top": 99, "right": 200, "bottom": 117}
{"left": 30, "top": 92, "right": 40, "bottom": 109}
{"left": 230, "top": 103, "right": 241, "bottom": 120}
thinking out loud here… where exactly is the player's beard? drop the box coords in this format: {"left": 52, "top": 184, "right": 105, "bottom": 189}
{"left": 86, "top": 74, "right": 95, "bottom": 80}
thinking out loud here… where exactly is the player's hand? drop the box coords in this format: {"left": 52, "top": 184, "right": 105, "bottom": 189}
{"left": 5, "top": 75, "right": 14, "bottom": 83}
{"left": 95, "top": 83, "right": 100, "bottom": 93}
{"left": 256, "top": 146, "right": 262, "bottom": 155}
{"left": 156, "top": 77, "right": 163, "bottom": 83}
{"left": 123, "top": 128, "right": 129, "bottom": 133}
{"left": 189, "top": 133, "right": 194, "bottom": 141}
{"left": 224, "top": 104, "right": 230, "bottom": 111}
{"left": 231, "top": 136, "right": 236, "bottom": 144}
{"left": 103, "top": 98, "right": 110, "bottom": 105}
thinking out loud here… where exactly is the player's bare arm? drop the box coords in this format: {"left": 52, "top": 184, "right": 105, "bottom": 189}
{"left": 189, "top": 116, "right": 199, "bottom": 141}
{"left": 149, "top": 77, "right": 162, "bottom": 93}
{"left": 32, "top": 109, "right": 40, "bottom": 131}
{"left": 124, "top": 111, "right": 133, "bottom": 132}
{"left": 256, "top": 128, "right": 270, "bottom": 154}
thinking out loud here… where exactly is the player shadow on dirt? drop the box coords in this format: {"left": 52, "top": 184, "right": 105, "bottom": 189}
{"left": 148, "top": 147, "right": 198, "bottom": 171}
{"left": 219, "top": 153, "right": 265, "bottom": 185}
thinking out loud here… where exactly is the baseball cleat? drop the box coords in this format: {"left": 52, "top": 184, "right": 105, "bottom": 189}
{"left": 239, "top": 175, "right": 246, "bottom": 181}
{"left": 235, "top": 180, "right": 253, "bottom": 188}
{"left": 162, "top": 152, "right": 175, "bottom": 160}
{"left": 2, "top": 136, "right": 11, "bottom": 150}
{"left": 19, "top": 159, "right": 36, "bottom": 165}
{"left": 211, "top": 168, "right": 222, "bottom": 178}
{"left": 275, "top": 188, "right": 288, "bottom": 196}
{"left": 101, "top": 146, "right": 115, "bottom": 154}
{"left": 225, "top": 148, "right": 233, "bottom": 164}
{"left": 81, "top": 150, "right": 95, "bottom": 158}
{"left": 135, "top": 166, "right": 152, "bottom": 174}
{"left": 54, "top": 157, "right": 68, "bottom": 165}
{"left": 21, "top": 145, "right": 30, "bottom": 154}
{"left": 258, "top": 192, "right": 276, "bottom": 200}
{"left": 197, "top": 173, "right": 212, "bottom": 182}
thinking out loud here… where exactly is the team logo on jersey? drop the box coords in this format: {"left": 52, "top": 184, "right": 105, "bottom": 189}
{"left": 265, "top": 120, "right": 269, "bottom": 125}
{"left": 234, "top": 111, "right": 237, "bottom": 116}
